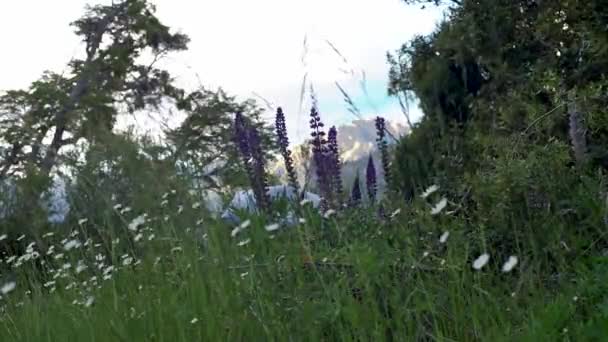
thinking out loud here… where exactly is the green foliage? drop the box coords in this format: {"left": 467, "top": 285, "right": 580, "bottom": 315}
{"left": 168, "top": 87, "right": 277, "bottom": 190}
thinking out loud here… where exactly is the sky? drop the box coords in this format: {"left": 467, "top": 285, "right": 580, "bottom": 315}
{"left": 0, "top": 0, "right": 445, "bottom": 145}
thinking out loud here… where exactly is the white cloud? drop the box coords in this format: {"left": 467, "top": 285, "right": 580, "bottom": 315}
{"left": 0, "top": 0, "right": 443, "bottom": 144}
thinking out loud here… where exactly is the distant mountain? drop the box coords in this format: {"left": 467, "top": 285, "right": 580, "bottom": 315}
{"left": 270, "top": 118, "right": 408, "bottom": 199}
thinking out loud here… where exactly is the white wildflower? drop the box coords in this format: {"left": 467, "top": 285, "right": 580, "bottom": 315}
{"left": 323, "top": 209, "right": 336, "bottom": 219}
{"left": 128, "top": 214, "right": 147, "bottom": 231}
{"left": 122, "top": 257, "right": 134, "bottom": 266}
{"left": 300, "top": 198, "right": 312, "bottom": 206}
{"left": 190, "top": 318, "right": 199, "bottom": 324}
{"left": 0, "top": 281, "right": 16, "bottom": 295}
{"left": 501, "top": 256, "right": 518, "bottom": 273}
{"left": 237, "top": 239, "right": 251, "bottom": 247}
{"left": 473, "top": 253, "right": 490, "bottom": 270}
{"left": 231, "top": 220, "right": 251, "bottom": 237}
{"left": 103, "top": 266, "right": 115, "bottom": 275}
{"left": 63, "top": 239, "right": 82, "bottom": 251}
{"left": 390, "top": 209, "right": 401, "bottom": 218}
{"left": 439, "top": 231, "right": 450, "bottom": 244}
{"left": 0, "top": 234, "right": 7, "bottom": 241}
{"left": 192, "top": 202, "right": 201, "bottom": 209}
{"left": 134, "top": 233, "right": 143, "bottom": 242}
{"left": 265, "top": 223, "right": 280, "bottom": 232}
{"left": 84, "top": 296, "right": 95, "bottom": 307}
{"left": 77, "top": 218, "right": 88, "bottom": 225}
{"left": 177, "top": 205, "right": 184, "bottom": 214}
{"left": 431, "top": 198, "right": 448, "bottom": 215}
{"left": 240, "top": 272, "right": 249, "bottom": 279}
{"left": 120, "top": 206, "right": 132, "bottom": 214}
{"left": 113, "top": 203, "right": 123, "bottom": 210}
{"left": 171, "top": 247, "right": 183, "bottom": 253}
{"left": 76, "top": 263, "right": 87, "bottom": 274}
{"left": 421, "top": 185, "right": 439, "bottom": 199}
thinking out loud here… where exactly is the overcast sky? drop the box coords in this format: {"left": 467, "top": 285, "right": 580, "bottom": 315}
{"left": 0, "top": 0, "right": 444, "bottom": 144}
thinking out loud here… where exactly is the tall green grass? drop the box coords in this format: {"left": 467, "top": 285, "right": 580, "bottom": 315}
{"left": 1, "top": 190, "right": 606, "bottom": 341}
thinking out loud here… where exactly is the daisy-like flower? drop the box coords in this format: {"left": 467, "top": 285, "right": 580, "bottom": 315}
{"left": 84, "top": 296, "right": 95, "bottom": 307}
{"left": 265, "top": 223, "right": 280, "bottom": 232}
{"left": 128, "top": 214, "right": 147, "bottom": 232}
{"left": 323, "top": 209, "right": 336, "bottom": 219}
{"left": 431, "top": 198, "right": 448, "bottom": 215}
{"left": 231, "top": 220, "right": 251, "bottom": 237}
{"left": 473, "top": 253, "right": 490, "bottom": 270}
{"left": 421, "top": 185, "right": 439, "bottom": 199}
{"left": 122, "top": 257, "right": 134, "bottom": 266}
{"left": 390, "top": 208, "right": 401, "bottom": 218}
{"left": 63, "top": 239, "right": 82, "bottom": 251}
{"left": 439, "top": 231, "right": 450, "bottom": 244}
{"left": 76, "top": 263, "right": 87, "bottom": 274}
{"left": 501, "top": 256, "right": 518, "bottom": 273}
{"left": 237, "top": 239, "right": 251, "bottom": 247}
{"left": 0, "top": 281, "right": 16, "bottom": 295}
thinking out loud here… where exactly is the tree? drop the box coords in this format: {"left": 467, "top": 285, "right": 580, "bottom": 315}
{"left": 167, "top": 88, "right": 276, "bottom": 191}
{"left": 0, "top": 0, "right": 189, "bottom": 183}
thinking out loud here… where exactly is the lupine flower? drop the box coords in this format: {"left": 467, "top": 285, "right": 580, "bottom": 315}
{"left": 247, "top": 125, "right": 271, "bottom": 210}
{"left": 375, "top": 116, "right": 391, "bottom": 188}
{"left": 234, "top": 112, "right": 270, "bottom": 211}
{"left": 366, "top": 155, "right": 377, "bottom": 203}
{"left": 350, "top": 172, "right": 362, "bottom": 206}
{"left": 275, "top": 107, "right": 300, "bottom": 195}
{"left": 473, "top": 253, "right": 490, "bottom": 270}
{"left": 327, "top": 126, "right": 343, "bottom": 205}
{"left": 309, "top": 105, "right": 332, "bottom": 207}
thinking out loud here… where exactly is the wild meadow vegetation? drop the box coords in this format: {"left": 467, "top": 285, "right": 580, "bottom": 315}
{"left": 1, "top": 0, "right": 608, "bottom": 340}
